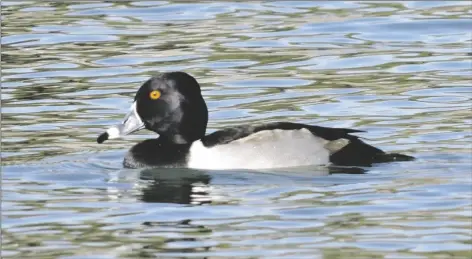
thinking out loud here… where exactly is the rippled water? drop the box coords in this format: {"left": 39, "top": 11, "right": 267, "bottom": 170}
{"left": 2, "top": 1, "right": 472, "bottom": 258}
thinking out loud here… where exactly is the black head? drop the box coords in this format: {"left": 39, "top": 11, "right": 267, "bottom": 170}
{"left": 97, "top": 72, "right": 208, "bottom": 144}
{"left": 136, "top": 72, "right": 208, "bottom": 143}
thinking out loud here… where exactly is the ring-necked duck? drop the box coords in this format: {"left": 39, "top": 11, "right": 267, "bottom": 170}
{"left": 97, "top": 72, "right": 414, "bottom": 169}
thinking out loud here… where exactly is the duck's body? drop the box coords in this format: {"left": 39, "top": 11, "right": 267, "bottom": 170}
{"left": 98, "top": 72, "right": 414, "bottom": 169}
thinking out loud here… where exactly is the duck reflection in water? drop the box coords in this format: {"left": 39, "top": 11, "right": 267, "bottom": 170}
{"left": 136, "top": 166, "right": 366, "bottom": 205}
{"left": 133, "top": 166, "right": 368, "bottom": 255}
{"left": 138, "top": 168, "right": 212, "bottom": 205}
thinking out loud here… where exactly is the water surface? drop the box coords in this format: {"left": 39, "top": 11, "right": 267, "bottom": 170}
{"left": 2, "top": 1, "right": 472, "bottom": 258}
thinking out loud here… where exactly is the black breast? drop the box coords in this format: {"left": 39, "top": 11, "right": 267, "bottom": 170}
{"left": 123, "top": 139, "right": 191, "bottom": 168}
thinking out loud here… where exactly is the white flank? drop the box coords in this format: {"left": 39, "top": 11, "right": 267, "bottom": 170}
{"left": 187, "top": 128, "right": 331, "bottom": 170}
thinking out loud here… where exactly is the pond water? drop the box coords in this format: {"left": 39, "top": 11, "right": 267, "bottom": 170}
{"left": 2, "top": 1, "right": 472, "bottom": 258}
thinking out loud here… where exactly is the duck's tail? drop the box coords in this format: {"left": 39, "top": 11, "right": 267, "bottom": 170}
{"left": 372, "top": 152, "right": 415, "bottom": 163}
{"left": 329, "top": 138, "right": 415, "bottom": 166}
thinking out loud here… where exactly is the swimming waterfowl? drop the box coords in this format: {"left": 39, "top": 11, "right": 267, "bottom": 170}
{"left": 97, "top": 72, "right": 414, "bottom": 169}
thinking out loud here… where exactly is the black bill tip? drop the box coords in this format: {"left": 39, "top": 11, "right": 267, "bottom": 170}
{"left": 97, "top": 132, "right": 109, "bottom": 144}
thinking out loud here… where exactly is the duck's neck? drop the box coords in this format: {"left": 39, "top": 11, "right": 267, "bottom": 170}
{"left": 153, "top": 95, "right": 208, "bottom": 145}
{"left": 159, "top": 132, "right": 202, "bottom": 145}
{"left": 159, "top": 111, "right": 208, "bottom": 145}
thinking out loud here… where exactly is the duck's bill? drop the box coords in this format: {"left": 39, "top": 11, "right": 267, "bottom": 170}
{"left": 97, "top": 102, "right": 145, "bottom": 144}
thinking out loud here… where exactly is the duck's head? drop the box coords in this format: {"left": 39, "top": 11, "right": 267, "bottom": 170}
{"left": 97, "top": 72, "right": 208, "bottom": 144}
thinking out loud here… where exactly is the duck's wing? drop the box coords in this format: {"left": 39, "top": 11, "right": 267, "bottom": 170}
{"left": 201, "top": 122, "right": 413, "bottom": 167}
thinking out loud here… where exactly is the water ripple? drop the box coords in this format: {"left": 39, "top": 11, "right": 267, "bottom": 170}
{"left": 2, "top": 1, "right": 472, "bottom": 258}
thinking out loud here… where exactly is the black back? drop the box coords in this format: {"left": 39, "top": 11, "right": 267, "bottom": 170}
{"left": 202, "top": 122, "right": 364, "bottom": 147}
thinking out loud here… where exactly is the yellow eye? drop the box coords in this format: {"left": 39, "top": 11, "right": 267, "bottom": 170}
{"left": 149, "top": 90, "right": 161, "bottom": 100}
